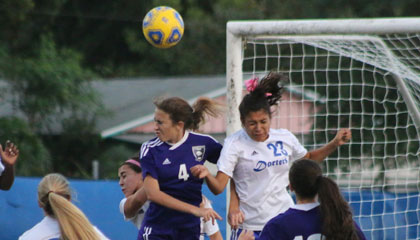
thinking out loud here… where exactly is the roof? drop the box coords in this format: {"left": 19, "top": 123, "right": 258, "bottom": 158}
{"left": 1, "top": 75, "right": 323, "bottom": 143}
{"left": 0, "top": 75, "right": 226, "bottom": 137}
{"left": 95, "top": 75, "right": 226, "bottom": 138}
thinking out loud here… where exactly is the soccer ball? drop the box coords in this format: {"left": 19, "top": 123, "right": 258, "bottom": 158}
{"left": 142, "top": 6, "right": 184, "bottom": 49}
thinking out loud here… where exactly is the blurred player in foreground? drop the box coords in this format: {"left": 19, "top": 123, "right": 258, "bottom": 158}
{"left": 19, "top": 173, "right": 109, "bottom": 240}
{"left": 240, "top": 159, "right": 366, "bottom": 240}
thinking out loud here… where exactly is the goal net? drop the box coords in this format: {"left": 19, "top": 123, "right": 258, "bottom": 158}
{"left": 226, "top": 18, "right": 420, "bottom": 240}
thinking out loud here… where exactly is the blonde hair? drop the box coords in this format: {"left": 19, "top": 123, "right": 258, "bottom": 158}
{"left": 38, "top": 173, "right": 101, "bottom": 240}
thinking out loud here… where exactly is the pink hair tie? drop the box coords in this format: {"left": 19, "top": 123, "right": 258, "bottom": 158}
{"left": 245, "top": 77, "right": 259, "bottom": 92}
{"left": 245, "top": 77, "right": 272, "bottom": 96}
{"left": 125, "top": 159, "right": 141, "bottom": 168}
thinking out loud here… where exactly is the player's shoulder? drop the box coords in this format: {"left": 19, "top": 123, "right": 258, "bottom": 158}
{"left": 224, "top": 129, "right": 247, "bottom": 143}
{"left": 267, "top": 208, "right": 296, "bottom": 226}
{"left": 220, "top": 129, "right": 249, "bottom": 151}
{"left": 19, "top": 217, "right": 59, "bottom": 240}
{"left": 270, "top": 128, "right": 293, "bottom": 135}
{"left": 142, "top": 137, "right": 163, "bottom": 148}
{"left": 189, "top": 131, "right": 219, "bottom": 143}
{"left": 140, "top": 137, "right": 164, "bottom": 158}
{"left": 269, "top": 128, "right": 297, "bottom": 139}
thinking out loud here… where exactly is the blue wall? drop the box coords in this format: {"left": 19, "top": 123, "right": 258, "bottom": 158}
{"left": 1, "top": 177, "right": 419, "bottom": 240}
{"left": 343, "top": 191, "right": 420, "bottom": 240}
{"left": 0, "top": 177, "right": 226, "bottom": 240}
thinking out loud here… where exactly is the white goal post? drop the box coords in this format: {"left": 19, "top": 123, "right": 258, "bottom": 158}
{"left": 226, "top": 18, "right": 420, "bottom": 240}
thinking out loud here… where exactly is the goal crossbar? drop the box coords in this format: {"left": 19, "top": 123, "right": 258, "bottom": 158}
{"left": 227, "top": 18, "right": 420, "bottom": 36}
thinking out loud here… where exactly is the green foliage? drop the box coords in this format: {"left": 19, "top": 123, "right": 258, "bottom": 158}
{"left": 96, "top": 144, "right": 137, "bottom": 179}
{"left": 2, "top": 34, "right": 100, "bottom": 131}
{"left": 42, "top": 129, "right": 101, "bottom": 179}
{"left": 0, "top": 117, "right": 52, "bottom": 176}
{"left": 0, "top": 0, "right": 419, "bottom": 178}
{"left": 0, "top": 0, "right": 35, "bottom": 49}
{"left": 2, "top": 0, "right": 418, "bottom": 77}
{"left": 0, "top": 0, "right": 417, "bottom": 77}
{"left": 0, "top": 33, "right": 106, "bottom": 178}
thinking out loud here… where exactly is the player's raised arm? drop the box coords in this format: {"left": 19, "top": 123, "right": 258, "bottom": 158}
{"left": 303, "top": 128, "right": 352, "bottom": 163}
{"left": 0, "top": 140, "right": 19, "bottom": 190}
{"left": 190, "top": 165, "right": 230, "bottom": 195}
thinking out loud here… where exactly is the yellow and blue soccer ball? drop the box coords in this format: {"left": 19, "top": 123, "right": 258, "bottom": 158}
{"left": 142, "top": 6, "right": 184, "bottom": 49}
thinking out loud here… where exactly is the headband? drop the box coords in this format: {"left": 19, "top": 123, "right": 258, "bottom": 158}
{"left": 125, "top": 159, "right": 141, "bottom": 168}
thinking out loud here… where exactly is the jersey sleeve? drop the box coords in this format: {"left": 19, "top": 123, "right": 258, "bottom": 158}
{"left": 202, "top": 200, "right": 220, "bottom": 236}
{"left": 119, "top": 198, "right": 134, "bottom": 221}
{"left": 288, "top": 131, "right": 307, "bottom": 161}
{"left": 205, "top": 137, "right": 223, "bottom": 164}
{"left": 216, "top": 137, "right": 239, "bottom": 177}
{"left": 139, "top": 144, "right": 159, "bottom": 180}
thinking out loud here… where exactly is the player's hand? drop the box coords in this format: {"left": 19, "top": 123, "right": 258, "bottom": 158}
{"left": 228, "top": 209, "right": 245, "bottom": 229}
{"left": 190, "top": 165, "right": 210, "bottom": 179}
{"left": 0, "top": 140, "right": 19, "bottom": 166}
{"left": 333, "top": 128, "right": 351, "bottom": 146}
{"left": 238, "top": 229, "right": 255, "bottom": 240}
{"left": 195, "top": 207, "right": 222, "bottom": 225}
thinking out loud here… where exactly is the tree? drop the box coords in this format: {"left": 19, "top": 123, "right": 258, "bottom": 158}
{"left": 0, "top": 34, "right": 107, "bottom": 177}
{"left": 1, "top": 34, "right": 101, "bottom": 131}
{"left": 0, "top": 117, "right": 51, "bottom": 176}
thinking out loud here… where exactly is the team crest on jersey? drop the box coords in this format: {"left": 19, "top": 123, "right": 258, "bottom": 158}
{"left": 192, "top": 145, "right": 206, "bottom": 162}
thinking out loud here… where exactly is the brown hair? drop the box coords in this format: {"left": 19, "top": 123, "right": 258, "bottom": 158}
{"left": 289, "top": 159, "right": 359, "bottom": 240}
{"left": 38, "top": 173, "right": 101, "bottom": 240}
{"left": 154, "top": 96, "right": 222, "bottom": 131}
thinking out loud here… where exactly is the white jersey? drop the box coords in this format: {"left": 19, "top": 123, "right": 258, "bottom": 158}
{"left": 200, "top": 199, "right": 220, "bottom": 240}
{"left": 217, "top": 128, "right": 307, "bottom": 231}
{"left": 19, "top": 216, "right": 109, "bottom": 240}
{"left": 119, "top": 198, "right": 150, "bottom": 229}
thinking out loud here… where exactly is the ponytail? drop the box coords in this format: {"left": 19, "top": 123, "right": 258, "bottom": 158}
{"left": 239, "top": 72, "right": 286, "bottom": 121}
{"left": 155, "top": 96, "right": 223, "bottom": 131}
{"left": 253, "top": 72, "right": 286, "bottom": 106}
{"left": 290, "top": 159, "right": 360, "bottom": 240}
{"left": 317, "top": 176, "right": 359, "bottom": 240}
{"left": 38, "top": 173, "right": 101, "bottom": 240}
{"left": 191, "top": 97, "right": 223, "bottom": 131}
{"left": 49, "top": 193, "right": 101, "bottom": 240}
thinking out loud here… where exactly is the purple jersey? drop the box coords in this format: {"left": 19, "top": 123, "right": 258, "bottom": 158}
{"left": 139, "top": 131, "right": 222, "bottom": 228}
{"left": 259, "top": 203, "right": 366, "bottom": 240}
